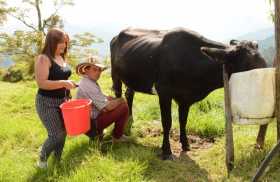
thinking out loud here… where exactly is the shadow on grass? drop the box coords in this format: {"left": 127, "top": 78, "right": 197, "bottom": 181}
{"left": 28, "top": 136, "right": 211, "bottom": 182}
{"left": 28, "top": 139, "right": 93, "bottom": 182}
{"left": 101, "top": 139, "right": 211, "bottom": 182}
{"left": 227, "top": 143, "right": 280, "bottom": 182}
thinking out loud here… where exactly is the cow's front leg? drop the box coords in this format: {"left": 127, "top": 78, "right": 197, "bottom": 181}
{"left": 111, "top": 70, "right": 122, "bottom": 98}
{"left": 159, "top": 94, "right": 173, "bottom": 160}
{"left": 179, "top": 104, "right": 190, "bottom": 152}
{"left": 124, "top": 87, "right": 135, "bottom": 135}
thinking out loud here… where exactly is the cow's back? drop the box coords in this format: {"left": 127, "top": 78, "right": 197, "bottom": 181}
{"left": 159, "top": 28, "right": 226, "bottom": 76}
{"left": 110, "top": 28, "right": 166, "bottom": 94}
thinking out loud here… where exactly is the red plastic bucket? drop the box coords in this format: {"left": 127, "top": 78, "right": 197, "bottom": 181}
{"left": 60, "top": 99, "right": 92, "bottom": 136}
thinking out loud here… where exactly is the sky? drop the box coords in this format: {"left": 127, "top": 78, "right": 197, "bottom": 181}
{"left": 59, "top": 0, "right": 274, "bottom": 40}
{"left": 1, "top": 0, "right": 275, "bottom": 55}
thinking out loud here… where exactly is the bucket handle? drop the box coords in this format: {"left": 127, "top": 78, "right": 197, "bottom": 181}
{"left": 64, "top": 90, "right": 72, "bottom": 102}
{"left": 63, "top": 83, "right": 79, "bottom": 102}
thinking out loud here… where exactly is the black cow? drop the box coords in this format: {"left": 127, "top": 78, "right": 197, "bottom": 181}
{"left": 110, "top": 27, "right": 267, "bottom": 159}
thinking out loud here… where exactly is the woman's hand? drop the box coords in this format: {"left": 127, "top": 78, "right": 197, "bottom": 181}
{"left": 62, "top": 80, "right": 77, "bottom": 90}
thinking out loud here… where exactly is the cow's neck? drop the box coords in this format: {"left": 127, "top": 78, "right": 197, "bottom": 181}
{"left": 201, "top": 63, "right": 224, "bottom": 91}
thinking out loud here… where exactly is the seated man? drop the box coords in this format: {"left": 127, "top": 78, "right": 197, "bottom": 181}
{"left": 76, "top": 56, "right": 129, "bottom": 143}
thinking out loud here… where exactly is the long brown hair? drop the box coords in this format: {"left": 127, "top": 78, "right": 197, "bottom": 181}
{"left": 41, "top": 28, "right": 69, "bottom": 60}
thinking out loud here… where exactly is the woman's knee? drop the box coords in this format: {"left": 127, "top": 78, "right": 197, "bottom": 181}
{"left": 49, "top": 132, "right": 66, "bottom": 145}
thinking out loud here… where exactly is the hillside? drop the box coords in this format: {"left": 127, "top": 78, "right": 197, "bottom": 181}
{"left": 236, "top": 27, "right": 275, "bottom": 66}
{"left": 237, "top": 27, "right": 274, "bottom": 41}
{"left": 64, "top": 24, "right": 121, "bottom": 58}
{"left": 259, "top": 35, "right": 275, "bottom": 66}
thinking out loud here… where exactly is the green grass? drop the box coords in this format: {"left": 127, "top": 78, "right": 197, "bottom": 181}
{"left": 0, "top": 73, "right": 279, "bottom": 181}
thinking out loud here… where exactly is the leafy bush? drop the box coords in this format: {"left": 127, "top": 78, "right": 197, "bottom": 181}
{"left": 197, "top": 99, "right": 213, "bottom": 113}
{"left": 2, "top": 65, "right": 23, "bottom": 82}
{"left": 0, "top": 68, "right": 5, "bottom": 80}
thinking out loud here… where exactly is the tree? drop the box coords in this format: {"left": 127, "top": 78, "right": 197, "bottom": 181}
{"left": 0, "top": 0, "right": 10, "bottom": 25}
{"left": 0, "top": 0, "right": 102, "bottom": 81}
{"left": 268, "top": 0, "right": 276, "bottom": 21}
{"left": 0, "top": 0, "right": 13, "bottom": 68}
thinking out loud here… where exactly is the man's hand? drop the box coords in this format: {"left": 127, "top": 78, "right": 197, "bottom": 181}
{"left": 102, "top": 98, "right": 126, "bottom": 112}
{"left": 107, "top": 96, "right": 114, "bottom": 101}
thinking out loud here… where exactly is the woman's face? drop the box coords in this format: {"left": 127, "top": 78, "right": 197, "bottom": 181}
{"left": 55, "top": 36, "right": 67, "bottom": 55}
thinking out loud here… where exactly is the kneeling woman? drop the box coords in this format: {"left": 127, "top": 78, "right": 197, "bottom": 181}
{"left": 76, "top": 56, "right": 129, "bottom": 143}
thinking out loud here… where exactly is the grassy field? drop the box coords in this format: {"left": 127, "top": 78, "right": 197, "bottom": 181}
{"left": 0, "top": 73, "right": 280, "bottom": 182}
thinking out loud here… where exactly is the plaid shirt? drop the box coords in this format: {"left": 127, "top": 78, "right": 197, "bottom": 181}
{"left": 76, "top": 76, "right": 108, "bottom": 119}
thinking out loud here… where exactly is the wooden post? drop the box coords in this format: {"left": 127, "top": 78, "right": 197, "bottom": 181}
{"left": 252, "top": 1, "right": 280, "bottom": 180}
{"left": 275, "top": 0, "right": 280, "bottom": 141}
{"left": 223, "top": 65, "right": 234, "bottom": 175}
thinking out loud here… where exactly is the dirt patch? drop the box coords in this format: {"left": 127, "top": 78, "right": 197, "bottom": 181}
{"left": 138, "top": 127, "right": 162, "bottom": 138}
{"left": 138, "top": 125, "right": 215, "bottom": 155}
{"left": 170, "top": 129, "right": 214, "bottom": 149}
{"left": 137, "top": 120, "right": 162, "bottom": 138}
{"left": 169, "top": 129, "right": 214, "bottom": 157}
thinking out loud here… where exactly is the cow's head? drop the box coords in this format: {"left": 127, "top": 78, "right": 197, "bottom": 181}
{"left": 200, "top": 40, "right": 267, "bottom": 73}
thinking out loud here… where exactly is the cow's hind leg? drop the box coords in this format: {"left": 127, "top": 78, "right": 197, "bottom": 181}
{"left": 124, "top": 87, "right": 135, "bottom": 135}
{"left": 256, "top": 124, "right": 268, "bottom": 149}
{"left": 159, "top": 94, "right": 173, "bottom": 160}
{"left": 178, "top": 104, "right": 190, "bottom": 152}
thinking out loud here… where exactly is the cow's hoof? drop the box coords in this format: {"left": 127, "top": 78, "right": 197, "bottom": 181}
{"left": 182, "top": 146, "right": 190, "bottom": 152}
{"left": 255, "top": 143, "right": 264, "bottom": 150}
{"left": 161, "top": 154, "right": 176, "bottom": 160}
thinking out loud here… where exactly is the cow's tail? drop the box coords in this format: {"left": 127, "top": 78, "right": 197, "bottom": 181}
{"left": 110, "top": 36, "right": 122, "bottom": 98}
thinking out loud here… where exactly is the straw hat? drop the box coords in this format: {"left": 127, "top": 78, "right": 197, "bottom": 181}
{"left": 76, "top": 56, "right": 107, "bottom": 75}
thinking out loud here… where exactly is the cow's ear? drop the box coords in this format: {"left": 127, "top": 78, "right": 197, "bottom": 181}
{"left": 248, "top": 41, "right": 258, "bottom": 50}
{"left": 230, "top": 39, "right": 240, "bottom": 45}
{"left": 201, "top": 47, "right": 226, "bottom": 64}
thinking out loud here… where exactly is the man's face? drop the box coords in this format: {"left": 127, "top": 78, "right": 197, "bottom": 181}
{"left": 85, "top": 65, "right": 102, "bottom": 81}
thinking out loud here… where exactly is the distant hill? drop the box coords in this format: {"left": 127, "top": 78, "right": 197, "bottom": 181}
{"left": 0, "top": 57, "right": 14, "bottom": 68}
{"left": 236, "top": 27, "right": 275, "bottom": 66}
{"left": 237, "top": 27, "right": 274, "bottom": 41}
{"left": 259, "top": 35, "right": 274, "bottom": 49}
{"left": 258, "top": 35, "right": 275, "bottom": 66}
{"left": 64, "top": 24, "right": 122, "bottom": 58}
